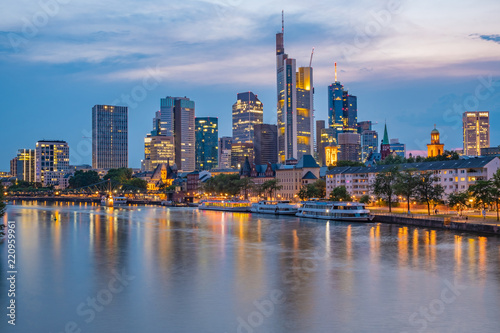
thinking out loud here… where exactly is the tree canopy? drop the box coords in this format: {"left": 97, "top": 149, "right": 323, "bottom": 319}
{"left": 329, "top": 185, "right": 351, "bottom": 202}
{"left": 68, "top": 170, "right": 101, "bottom": 189}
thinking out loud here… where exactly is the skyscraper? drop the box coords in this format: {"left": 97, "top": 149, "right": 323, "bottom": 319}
{"left": 142, "top": 134, "right": 175, "bottom": 172}
{"left": 276, "top": 13, "right": 314, "bottom": 162}
{"left": 358, "top": 121, "right": 378, "bottom": 163}
{"left": 195, "top": 117, "right": 218, "bottom": 171}
{"left": 338, "top": 133, "right": 361, "bottom": 162}
{"left": 92, "top": 105, "right": 128, "bottom": 169}
{"left": 16, "top": 149, "right": 35, "bottom": 182}
{"left": 463, "top": 111, "right": 490, "bottom": 156}
{"left": 218, "top": 137, "right": 232, "bottom": 169}
{"left": 254, "top": 124, "right": 278, "bottom": 165}
{"left": 232, "top": 92, "right": 263, "bottom": 143}
{"left": 173, "top": 97, "right": 196, "bottom": 172}
{"left": 35, "top": 140, "right": 70, "bottom": 187}
{"left": 328, "top": 63, "right": 358, "bottom": 136}
{"left": 319, "top": 128, "right": 336, "bottom": 166}
{"left": 316, "top": 120, "right": 325, "bottom": 160}
{"left": 390, "top": 139, "right": 406, "bottom": 158}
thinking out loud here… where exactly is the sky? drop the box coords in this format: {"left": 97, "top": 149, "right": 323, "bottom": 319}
{"left": 0, "top": 0, "right": 499, "bottom": 170}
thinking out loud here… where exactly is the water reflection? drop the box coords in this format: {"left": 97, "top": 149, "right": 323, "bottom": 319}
{"left": 1, "top": 203, "right": 500, "bottom": 333}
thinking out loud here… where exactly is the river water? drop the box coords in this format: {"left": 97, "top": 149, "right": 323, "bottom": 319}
{"left": 1, "top": 202, "right": 499, "bottom": 333}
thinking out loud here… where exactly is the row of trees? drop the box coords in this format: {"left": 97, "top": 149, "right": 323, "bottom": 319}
{"left": 202, "top": 174, "right": 283, "bottom": 200}
{"left": 69, "top": 168, "right": 147, "bottom": 190}
{"left": 448, "top": 171, "right": 500, "bottom": 221}
{"left": 372, "top": 167, "right": 444, "bottom": 215}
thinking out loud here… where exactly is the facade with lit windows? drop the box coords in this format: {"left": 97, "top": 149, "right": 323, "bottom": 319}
{"left": 92, "top": 104, "right": 128, "bottom": 169}
{"left": 463, "top": 111, "right": 489, "bottom": 156}
{"left": 35, "top": 140, "right": 70, "bottom": 188}
{"left": 232, "top": 92, "right": 263, "bottom": 144}
{"left": 195, "top": 117, "right": 218, "bottom": 171}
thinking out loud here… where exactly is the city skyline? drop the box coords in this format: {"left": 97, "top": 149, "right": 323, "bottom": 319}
{"left": 1, "top": 2, "right": 500, "bottom": 169}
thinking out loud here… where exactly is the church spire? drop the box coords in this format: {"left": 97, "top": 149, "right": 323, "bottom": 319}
{"left": 382, "top": 122, "right": 389, "bottom": 145}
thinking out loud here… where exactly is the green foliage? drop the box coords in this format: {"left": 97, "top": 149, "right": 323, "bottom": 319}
{"left": 202, "top": 174, "right": 244, "bottom": 197}
{"left": 491, "top": 169, "right": 500, "bottom": 221}
{"left": 329, "top": 185, "right": 351, "bottom": 202}
{"left": 377, "top": 154, "right": 407, "bottom": 165}
{"left": 359, "top": 194, "right": 371, "bottom": 204}
{"left": 394, "top": 169, "right": 420, "bottom": 213}
{"left": 332, "top": 160, "right": 366, "bottom": 168}
{"left": 68, "top": 170, "right": 101, "bottom": 189}
{"left": 372, "top": 166, "right": 399, "bottom": 212}
{"left": 380, "top": 150, "right": 459, "bottom": 165}
{"left": 259, "top": 179, "right": 283, "bottom": 200}
{"left": 469, "top": 180, "right": 495, "bottom": 209}
{"left": 447, "top": 191, "right": 470, "bottom": 213}
{"left": 414, "top": 172, "right": 445, "bottom": 215}
{"left": 104, "top": 168, "right": 133, "bottom": 183}
{"left": 238, "top": 177, "right": 254, "bottom": 200}
{"left": 298, "top": 180, "right": 326, "bottom": 200}
{"left": 123, "top": 178, "right": 148, "bottom": 190}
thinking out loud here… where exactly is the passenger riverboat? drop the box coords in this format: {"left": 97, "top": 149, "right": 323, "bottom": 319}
{"left": 296, "top": 201, "right": 374, "bottom": 222}
{"left": 198, "top": 199, "right": 252, "bottom": 212}
{"left": 250, "top": 200, "right": 299, "bottom": 215}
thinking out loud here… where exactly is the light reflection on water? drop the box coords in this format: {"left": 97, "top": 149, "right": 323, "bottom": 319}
{"left": 0, "top": 202, "right": 500, "bottom": 333}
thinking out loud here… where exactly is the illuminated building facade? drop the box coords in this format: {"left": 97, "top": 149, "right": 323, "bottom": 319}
{"left": 316, "top": 120, "right": 325, "bottom": 160}
{"left": 463, "top": 111, "right": 490, "bottom": 156}
{"left": 145, "top": 135, "right": 175, "bottom": 172}
{"left": 427, "top": 125, "right": 445, "bottom": 157}
{"left": 361, "top": 130, "right": 378, "bottom": 163}
{"left": 276, "top": 15, "right": 314, "bottom": 163}
{"left": 338, "top": 133, "right": 361, "bottom": 162}
{"left": 92, "top": 105, "right": 128, "bottom": 169}
{"left": 16, "top": 149, "right": 36, "bottom": 182}
{"left": 254, "top": 124, "right": 278, "bottom": 165}
{"left": 325, "top": 145, "right": 338, "bottom": 167}
{"left": 231, "top": 143, "right": 253, "bottom": 169}
{"left": 173, "top": 97, "right": 196, "bottom": 172}
{"left": 35, "top": 140, "right": 70, "bottom": 187}
{"left": 319, "top": 128, "right": 336, "bottom": 166}
{"left": 328, "top": 63, "right": 358, "bottom": 137}
{"left": 232, "top": 92, "right": 263, "bottom": 144}
{"left": 218, "top": 137, "right": 232, "bottom": 170}
{"left": 195, "top": 117, "right": 218, "bottom": 171}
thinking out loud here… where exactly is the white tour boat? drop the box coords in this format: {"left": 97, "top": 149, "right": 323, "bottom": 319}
{"left": 296, "top": 201, "right": 374, "bottom": 222}
{"left": 250, "top": 200, "right": 299, "bottom": 215}
{"left": 198, "top": 199, "right": 252, "bottom": 212}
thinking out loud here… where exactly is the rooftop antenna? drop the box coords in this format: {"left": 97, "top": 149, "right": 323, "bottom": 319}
{"left": 309, "top": 47, "right": 315, "bottom": 67}
{"left": 335, "top": 62, "right": 338, "bottom": 82}
{"left": 282, "top": 10, "right": 284, "bottom": 33}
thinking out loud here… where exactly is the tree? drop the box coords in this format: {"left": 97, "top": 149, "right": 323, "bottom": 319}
{"left": 104, "top": 168, "right": 133, "bottom": 183}
{"left": 0, "top": 186, "right": 6, "bottom": 218}
{"left": 359, "top": 194, "right": 371, "bottom": 205}
{"left": 261, "top": 179, "right": 282, "bottom": 200}
{"left": 469, "top": 180, "right": 494, "bottom": 212}
{"left": 372, "top": 166, "right": 399, "bottom": 212}
{"left": 123, "top": 178, "right": 148, "bottom": 191}
{"left": 491, "top": 169, "right": 500, "bottom": 221}
{"left": 68, "top": 170, "right": 101, "bottom": 188}
{"left": 312, "top": 179, "right": 326, "bottom": 198}
{"left": 394, "top": 170, "right": 419, "bottom": 213}
{"left": 415, "top": 172, "right": 445, "bottom": 215}
{"left": 448, "top": 191, "right": 470, "bottom": 216}
{"left": 329, "top": 186, "right": 351, "bottom": 202}
{"left": 238, "top": 177, "right": 254, "bottom": 200}
{"left": 334, "top": 160, "right": 366, "bottom": 168}
{"left": 377, "top": 154, "right": 406, "bottom": 165}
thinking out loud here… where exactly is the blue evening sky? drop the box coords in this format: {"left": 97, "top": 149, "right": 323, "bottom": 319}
{"left": 0, "top": 0, "right": 499, "bottom": 170}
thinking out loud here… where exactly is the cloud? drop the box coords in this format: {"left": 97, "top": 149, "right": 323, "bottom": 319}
{"left": 478, "top": 34, "right": 500, "bottom": 44}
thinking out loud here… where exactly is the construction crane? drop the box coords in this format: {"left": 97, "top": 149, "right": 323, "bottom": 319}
{"left": 309, "top": 47, "right": 315, "bottom": 67}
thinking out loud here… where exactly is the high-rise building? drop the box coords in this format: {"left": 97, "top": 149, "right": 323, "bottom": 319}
{"left": 195, "top": 117, "right": 218, "bottom": 171}
{"left": 232, "top": 92, "right": 263, "bottom": 144}
{"left": 173, "top": 97, "right": 196, "bottom": 172}
{"left": 142, "top": 134, "right": 175, "bottom": 172}
{"left": 231, "top": 143, "right": 253, "bottom": 169}
{"left": 276, "top": 14, "right": 314, "bottom": 163}
{"left": 16, "top": 149, "right": 36, "bottom": 182}
{"left": 319, "top": 128, "right": 336, "bottom": 166}
{"left": 10, "top": 157, "right": 18, "bottom": 178}
{"left": 338, "top": 133, "right": 361, "bottom": 162}
{"left": 92, "top": 105, "right": 128, "bottom": 169}
{"left": 357, "top": 121, "right": 372, "bottom": 133}
{"left": 316, "top": 120, "right": 325, "bottom": 158}
{"left": 35, "top": 140, "right": 70, "bottom": 187}
{"left": 463, "top": 111, "right": 490, "bottom": 156}
{"left": 254, "top": 124, "right": 278, "bottom": 165}
{"left": 361, "top": 130, "right": 378, "bottom": 163}
{"left": 390, "top": 139, "right": 406, "bottom": 158}
{"left": 328, "top": 63, "right": 357, "bottom": 137}
{"left": 427, "top": 125, "right": 445, "bottom": 158}
{"left": 218, "top": 137, "right": 232, "bottom": 169}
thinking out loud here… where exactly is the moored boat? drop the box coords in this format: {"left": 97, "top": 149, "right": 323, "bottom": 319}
{"left": 198, "top": 199, "right": 252, "bottom": 212}
{"left": 250, "top": 200, "right": 299, "bottom": 215}
{"left": 296, "top": 201, "right": 374, "bottom": 222}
